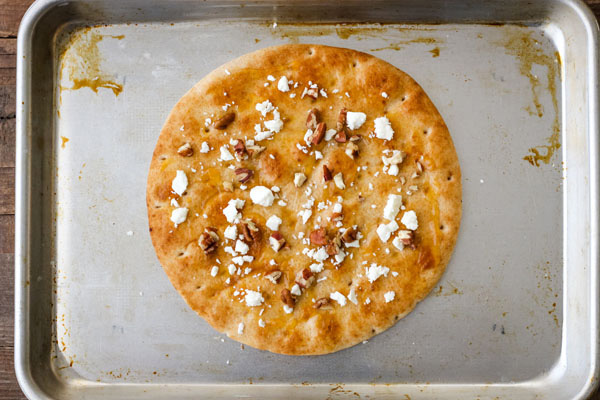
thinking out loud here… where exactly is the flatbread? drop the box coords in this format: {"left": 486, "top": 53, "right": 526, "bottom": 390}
{"left": 147, "top": 44, "right": 461, "bottom": 355}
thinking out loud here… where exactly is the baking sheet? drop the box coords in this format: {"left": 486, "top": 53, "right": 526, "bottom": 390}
{"left": 15, "top": 1, "right": 599, "bottom": 399}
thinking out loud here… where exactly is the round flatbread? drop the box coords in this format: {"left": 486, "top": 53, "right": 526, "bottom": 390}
{"left": 147, "top": 44, "right": 461, "bottom": 355}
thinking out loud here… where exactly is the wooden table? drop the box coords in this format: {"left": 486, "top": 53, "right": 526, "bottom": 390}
{"left": 2, "top": 1, "right": 600, "bottom": 398}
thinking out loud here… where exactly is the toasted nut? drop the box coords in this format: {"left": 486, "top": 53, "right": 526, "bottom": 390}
{"left": 265, "top": 269, "right": 282, "bottom": 284}
{"left": 331, "top": 212, "right": 343, "bottom": 222}
{"left": 313, "top": 297, "right": 331, "bottom": 309}
{"left": 246, "top": 144, "right": 266, "bottom": 157}
{"left": 235, "top": 168, "right": 253, "bottom": 183}
{"left": 309, "top": 228, "right": 328, "bottom": 245}
{"left": 177, "top": 143, "right": 193, "bottom": 157}
{"left": 269, "top": 231, "right": 286, "bottom": 252}
{"left": 213, "top": 112, "right": 235, "bottom": 130}
{"left": 341, "top": 227, "right": 358, "bottom": 243}
{"left": 349, "top": 135, "right": 361, "bottom": 142}
{"left": 240, "top": 219, "right": 260, "bottom": 242}
{"left": 398, "top": 230, "right": 416, "bottom": 250}
{"left": 304, "top": 87, "right": 319, "bottom": 99}
{"left": 295, "top": 268, "right": 315, "bottom": 289}
{"left": 326, "top": 241, "right": 341, "bottom": 256}
{"left": 345, "top": 142, "right": 359, "bottom": 159}
{"left": 234, "top": 140, "right": 247, "bottom": 159}
{"left": 306, "top": 108, "right": 320, "bottom": 130}
{"left": 310, "top": 122, "right": 326, "bottom": 145}
{"left": 323, "top": 165, "right": 333, "bottom": 182}
{"left": 223, "top": 181, "right": 234, "bottom": 192}
{"left": 400, "top": 176, "right": 406, "bottom": 185}
{"left": 198, "top": 229, "right": 219, "bottom": 253}
{"left": 416, "top": 160, "right": 424, "bottom": 174}
{"left": 281, "top": 288, "right": 296, "bottom": 307}
{"left": 382, "top": 150, "right": 405, "bottom": 166}
{"left": 333, "top": 173, "right": 345, "bottom": 190}
{"left": 294, "top": 172, "right": 307, "bottom": 188}
{"left": 336, "top": 108, "right": 347, "bottom": 133}
{"left": 334, "top": 130, "right": 347, "bottom": 143}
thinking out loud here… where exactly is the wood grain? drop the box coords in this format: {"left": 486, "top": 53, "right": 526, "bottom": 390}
{"left": 1, "top": 0, "right": 600, "bottom": 398}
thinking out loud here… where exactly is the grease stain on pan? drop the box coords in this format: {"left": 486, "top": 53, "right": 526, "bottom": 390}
{"left": 497, "top": 30, "right": 561, "bottom": 167}
{"left": 58, "top": 27, "right": 124, "bottom": 97}
{"left": 370, "top": 37, "right": 442, "bottom": 52}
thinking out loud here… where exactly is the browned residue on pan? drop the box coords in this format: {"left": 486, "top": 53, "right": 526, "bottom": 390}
{"left": 59, "top": 27, "right": 124, "bottom": 97}
{"left": 429, "top": 47, "right": 440, "bottom": 57}
{"left": 370, "top": 37, "right": 441, "bottom": 52}
{"left": 499, "top": 30, "right": 561, "bottom": 166}
{"left": 60, "top": 136, "right": 69, "bottom": 148}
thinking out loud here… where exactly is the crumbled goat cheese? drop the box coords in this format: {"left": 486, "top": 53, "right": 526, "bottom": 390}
{"left": 245, "top": 290, "right": 264, "bottom": 307}
{"left": 171, "top": 170, "right": 188, "bottom": 196}
{"left": 374, "top": 116, "right": 394, "bottom": 140}
{"left": 210, "top": 266, "right": 219, "bottom": 277}
{"left": 346, "top": 112, "right": 367, "bottom": 130}
{"left": 376, "top": 221, "right": 399, "bottom": 242}
{"left": 294, "top": 173, "right": 307, "bottom": 187}
{"left": 383, "top": 194, "right": 403, "bottom": 221}
{"left": 266, "top": 215, "right": 282, "bottom": 231}
{"left": 366, "top": 264, "right": 390, "bottom": 283}
{"left": 200, "top": 142, "right": 210, "bottom": 153}
{"left": 277, "top": 76, "right": 290, "bottom": 92}
{"left": 384, "top": 291, "right": 395, "bottom": 303}
{"left": 401, "top": 210, "right": 418, "bottom": 230}
{"left": 170, "top": 208, "right": 188, "bottom": 226}
{"left": 224, "top": 225, "right": 238, "bottom": 240}
{"left": 219, "top": 145, "right": 235, "bottom": 161}
{"left": 250, "top": 186, "right": 275, "bottom": 206}
{"left": 330, "top": 291, "right": 347, "bottom": 306}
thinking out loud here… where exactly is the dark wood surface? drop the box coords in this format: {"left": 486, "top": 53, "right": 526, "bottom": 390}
{"left": 1, "top": 0, "right": 600, "bottom": 398}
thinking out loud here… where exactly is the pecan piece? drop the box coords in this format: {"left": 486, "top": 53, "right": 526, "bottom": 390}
{"left": 198, "top": 228, "right": 219, "bottom": 253}
{"left": 235, "top": 168, "right": 253, "bottom": 183}
{"left": 349, "top": 135, "right": 361, "bottom": 142}
{"left": 313, "top": 297, "right": 331, "bottom": 309}
{"left": 398, "top": 230, "right": 416, "bottom": 250}
{"left": 336, "top": 108, "right": 347, "bottom": 133}
{"left": 331, "top": 212, "right": 343, "bottom": 222}
{"left": 233, "top": 140, "right": 247, "bottom": 160}
{"left": 310, "top": 228, "right": 328, "bottom": 245}
{"left": 213, "top": 112, "right": 235, "bottom": 130}
{"left": 281, "top": 288, "right": 296, "bottom": 307}
{"left": 240, "top": 219, "right": 260, "bottom": 242}
{"left": 295, "top": 268, "right": 315, "bottom": 289}
{"left": 265, "top": 269, "right": 282, "bottom": 284}
{"left": 341, "top": 227, "right": 358, "bottom": 243}
{"left": 246, "top": 144, "right": 266, "bottom": 157}
{"left": 306, "top": 108, "right": 320, "bottom": 130}
{"left": 177, "top": 142, "right": 193, "bottom": 157}
{"left": 416, "top": 160, "right": 424, "bottom": 174}
{"left": 345, "top": 142, "right": 359, "bottom": 159}
{"left": 223, "top": 181, "right": 234, "bottom": 192}
{"left": 334, "top": 130, "right": 347, "bottom": 143}
{"left": 269, "top": 231, "right": 286, "bottom": 252}
{"left": 326, "top": 235, "right": 342, "bottom": 256}
{"left": 323, "top": 165, "right": 333, "bottom": 182}
{"left": 310, "top": 122, "right": 326, "bottom": 145}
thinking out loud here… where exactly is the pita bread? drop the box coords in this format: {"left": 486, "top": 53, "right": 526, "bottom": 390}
{"left": 147, "top": 44, "right": 461, "bottom": 355}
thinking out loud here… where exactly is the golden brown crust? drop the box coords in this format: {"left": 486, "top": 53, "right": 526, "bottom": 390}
{"left": 146, "top": 44, "right": 462, "bottom": 355}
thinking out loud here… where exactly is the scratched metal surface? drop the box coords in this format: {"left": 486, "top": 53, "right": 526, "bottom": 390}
{"left": 15, "top": 1, "right": 598, "bottom": 399}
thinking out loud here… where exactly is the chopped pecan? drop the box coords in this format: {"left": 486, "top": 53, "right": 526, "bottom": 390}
{"left": 341, "top": 227, "right": 357, "bottom": 243}
{"left": 246, "top": 144, "right": 266, "bottom": 157}
{"left": 223, "top": 181, "right": 233, "bottom": 192}
{"left": 269, "top": 231, "right": 286, "bottom": 252}
{"left": 213, "top": 112, "right": 235, "bottom": 130}
{"left": 177, "top": 142, "right": 193, "bottom": 157}
{"left": 240, "top": 219, "right": 260, "bottom": 242}
{"left": 326, "top": 235, "right": 342, "bottom": 255}
{"left": 265, "top": 269, "right": 282, "bottom": 284}
{"left": 323, "top": 165, "right": 333, "bottom": 182}
{"left": 306, "top": 108, "right": 320, "bottom": 130}
{"left": 313, "top": 297, "right": 331, "bottom": 309}
{"left": 295, "top": 268, "right": 315, "bottom": 289}
{"left": 198, "top": 228, "right": 219, "bottom": 253}
{"left": 309, "top": 228, "right": 328, "bottom": 245}
{"left": 334, "top": 130, "right": 347, "bottom": 143}
{"left": 349, "top": 135, "right": 361, "bottom": 142}
{"left": 235, "top": 168, "right": 253, "bottom": 183}
{"left": 310, "top": 122, "right": 326, "bottom": 145}
{"left": 336, "top": 108, "right": 347, "bottom": 133}
{"left": 281, "top": 288, "right": 296, "bottom": 307}
{"left": 398, "top": 230, "right": 416, "bottom": 249}
{"left": 416, "top": 160, "right": 424, "bottom": 174}
{"left": 331, "top": 212, "right": 343, "bottom": 222}
{"left": 233, "top": 140, "right": 247, "bottom": 159}
{"left": 305, "top": 87, "right": 319, "bottom": 99}
{"left": 345, "top": 142, "right": 359, "bottom": 159}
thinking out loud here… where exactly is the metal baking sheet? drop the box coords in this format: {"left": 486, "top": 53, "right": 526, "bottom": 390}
{"left": 15, "top": 0, "right": 599, "bottom": 399}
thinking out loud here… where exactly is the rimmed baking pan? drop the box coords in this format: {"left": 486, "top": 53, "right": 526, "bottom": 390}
{"left": 15, "top": 0, "right": 599, "bottom": 398}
